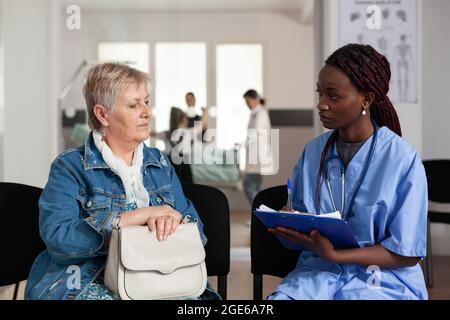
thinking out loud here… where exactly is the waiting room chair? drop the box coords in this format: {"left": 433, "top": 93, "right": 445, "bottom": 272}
{"left": 0, "top": 183, "right": 45, "bottom": 300}
{"left": 182, "top": 183, "right": 230, "bottom": 300}
{"left": 251, "top": 185, "right": 301, "bottom": 300}
{"left": 422, "top": 160, "right": 450, "bottom": 287}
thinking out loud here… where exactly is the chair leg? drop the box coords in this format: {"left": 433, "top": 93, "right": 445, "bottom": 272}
{"left": 425, "top": 219, "right": 433, "bottom": 287}
{"left": 253, "top": 274, "right": 263, "bottom": 300}
{"left": 217, "top": 275, "right": 227, "bottom": 300}
{"left": 12, "top": 283, "right": 19, "bottom": 300}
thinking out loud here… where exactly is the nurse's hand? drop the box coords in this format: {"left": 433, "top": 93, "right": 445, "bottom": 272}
{"left": 268, "top": 227, "right": 337, "bottom": 262}
{"left": 279, "top": 206, "right": 293, "bottom": 212}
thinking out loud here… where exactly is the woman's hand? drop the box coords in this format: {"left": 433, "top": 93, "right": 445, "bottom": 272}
{"left": 119, "top": 205, "right": 183, "bottom": 241}
{"left": 268, "top": 227, "right": 338, "bottom": 262}
{"left": 145, "top": 214, "right": 181, "bottom": 242}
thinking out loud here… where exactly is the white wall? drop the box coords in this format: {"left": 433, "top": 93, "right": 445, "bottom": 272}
{"left": 423, "top": 0, "right": 450, "bottom": 160}
{"left": 0, "top": 0, "right": 4, "bottom": 181}
{"left": 422, "top": 0, "right": 450, "bottom": 256}
{"left": 60, "top": 10, "right": 314, "bottom": 112}
{"left": 2, "top": 0, "right": 59, "bottom": 188}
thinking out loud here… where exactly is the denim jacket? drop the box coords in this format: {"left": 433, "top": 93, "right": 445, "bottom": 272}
{"left": 25, "top": 133, "right": 207, "bottom": 300}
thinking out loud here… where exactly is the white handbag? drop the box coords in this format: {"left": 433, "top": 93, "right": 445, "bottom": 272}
{"left": 104, "top": 217, "right": 207, "bottom": 300}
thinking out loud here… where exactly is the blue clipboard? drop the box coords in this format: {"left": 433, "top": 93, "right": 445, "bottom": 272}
{"left": 254, "top": 210, "right": 360, "bottom": 251}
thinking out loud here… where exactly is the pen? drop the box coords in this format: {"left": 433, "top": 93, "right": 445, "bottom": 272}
{"left": 287, "top": 179, "right": 293, "bottom": 212}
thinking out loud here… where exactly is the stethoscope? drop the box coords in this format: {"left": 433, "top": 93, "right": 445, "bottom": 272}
{"left": 324, "top": 120, "right": 378, "bottom": 221}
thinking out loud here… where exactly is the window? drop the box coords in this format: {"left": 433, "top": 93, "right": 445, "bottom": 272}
{"left": 216, "top": 44, "right": 263, "bottom": 150}
{"left": 97, "top": 42, "right": 149, "bottom": 72}
{"left": 95, "top": 42, "right": 263, "bottom": 155}
{"left": 154, "top": 42, "right": 207, "bottom": 133}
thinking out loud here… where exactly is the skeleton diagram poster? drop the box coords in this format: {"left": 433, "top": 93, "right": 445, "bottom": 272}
{"left": 340, "top": 0, "right": 417, "bottom": 103}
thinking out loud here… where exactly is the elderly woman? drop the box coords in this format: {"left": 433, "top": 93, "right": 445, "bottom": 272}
{"left": 25, "top": 63, "right": 220, "bottom": 300}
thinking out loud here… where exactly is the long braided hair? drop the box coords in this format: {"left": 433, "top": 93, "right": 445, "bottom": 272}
{"left": 315, "top": 44, "right": 402, "bottom": 211}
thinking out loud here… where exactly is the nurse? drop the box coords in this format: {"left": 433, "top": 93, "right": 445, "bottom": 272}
{"left": 268, "top": 44, "right": 428, "bottom": 300}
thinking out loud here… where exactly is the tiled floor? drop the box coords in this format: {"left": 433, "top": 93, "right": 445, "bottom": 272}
{"left": 1, "top": 210, "right": 450, "bottom": 300}
{"left": 230, "top": 211, "right": 252, "bottom": 247}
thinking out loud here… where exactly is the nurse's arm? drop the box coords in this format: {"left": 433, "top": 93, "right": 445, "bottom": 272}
{"left": 270, "top": 227, "right": 420, "bottom": 268}
{"left": 333, "top": 245, "right": 420, "bottom": 268}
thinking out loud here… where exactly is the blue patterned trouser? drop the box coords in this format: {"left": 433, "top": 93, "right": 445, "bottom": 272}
{"left": 77, "top": 275, "right": 221, "bottom": 300}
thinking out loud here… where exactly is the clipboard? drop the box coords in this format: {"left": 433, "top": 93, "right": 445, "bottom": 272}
{"left": 254, "top": 209, "right": 360, "bottom": 251}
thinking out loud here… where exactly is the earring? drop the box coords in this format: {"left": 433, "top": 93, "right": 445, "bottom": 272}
{"left": 100, "top": 128, "right": 107, "bottom": 141}
{"left": 362, "top": 109, "right": 367, "bottom": 116}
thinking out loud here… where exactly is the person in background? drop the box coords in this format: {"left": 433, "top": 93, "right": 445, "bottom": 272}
{"left": 185, "top": 92, "right": 208, "bottom": 141}
{"left": 185, "top": 92, "right": 206, "bottom": 128}
{"left": 151, "top": 107, "right": 196, "bottom": 183}
{"left": 242, "top": 89, "right": 272, "bottom": 207}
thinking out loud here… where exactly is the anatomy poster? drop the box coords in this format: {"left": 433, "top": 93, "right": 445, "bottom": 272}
{"left": 340, "top": 0, "right": 417, "bottom": 103}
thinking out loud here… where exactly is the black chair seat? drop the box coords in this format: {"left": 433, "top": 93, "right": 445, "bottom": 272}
{"left": 422, "top": 160, "right": 450, "bottom": 287}
{"left": 182, "top": 183, "right": 230, "bottom": 300}
{"left": 0, "top": 182, "right": 230, "bottom": 300}
{"left": 0, "top": 182, "right": 45, "bottom": 299}
{"left": 251, "top": 185, "right": 301, "bottom": 300}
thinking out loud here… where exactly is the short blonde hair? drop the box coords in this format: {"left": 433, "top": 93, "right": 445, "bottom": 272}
{"left": 83, "top": 63, "right": 151, "bottom": 130}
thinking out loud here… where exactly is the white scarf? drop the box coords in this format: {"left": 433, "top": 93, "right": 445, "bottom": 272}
{"left": 92, "top": 130, "right": 149, "bottom": 208}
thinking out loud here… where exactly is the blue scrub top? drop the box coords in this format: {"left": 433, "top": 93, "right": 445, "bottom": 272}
{"left": 269, "top": 126, "right": 428, "bottom": 300}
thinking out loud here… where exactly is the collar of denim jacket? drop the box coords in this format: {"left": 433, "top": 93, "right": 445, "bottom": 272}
{"left": 83, "top": 133, "right": 162, "bottom": 171}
